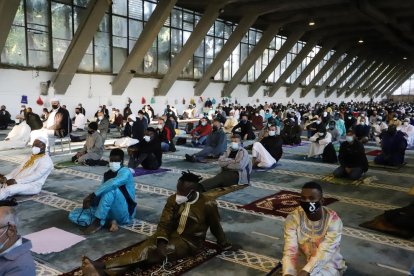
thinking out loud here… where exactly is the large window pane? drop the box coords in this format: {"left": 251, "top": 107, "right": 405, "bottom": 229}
{"left": 27, "top": 0, "right": 50, "bottom": 67}
{"left": 94, "top": 15, "right": 111, "bottom": 72}
{"left": 158, "top": 27, "right": 170, "bottom": 74}
{"left": 112, "top": 0, "right": 127, "bottom": 16}
{"left": 144, "top": 1, "right": 156, "bottom": 21}
{"left": 1, "top": 26, "right": 26, "bottom": 66}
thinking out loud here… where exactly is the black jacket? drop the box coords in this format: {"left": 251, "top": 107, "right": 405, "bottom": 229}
{"left": 261, "top": 135, "right": 283, "bottom": 161}
{"left": 338, "top": 140, "right": 368, "bottom": 171}
{"left": 232, "top": 121, "right": 256, "bottom": 140}
{"left": 25, "top": 112, "right": 43, "bottom": 130}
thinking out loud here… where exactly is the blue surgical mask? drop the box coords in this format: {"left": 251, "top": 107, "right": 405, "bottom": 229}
{"left": 109, "top": 162, "right": 121, "bottom": 172}
{"left": 346, "top": 136, "right": 354, "bottom": 143}
{"left": 231, "top": 142, "right": 239, "bottom": 151}
{"left": 201, "top": 121, "right": 207, "bottom": 126}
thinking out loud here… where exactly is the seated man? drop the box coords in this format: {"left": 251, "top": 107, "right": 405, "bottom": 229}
{"left": 72, "top": 107, "right": 86, "bottom": 131}
{"left": 373, "top": 116, "right": 388, "bottom": 145}
{"left": 0, "top": 205, "right": 36, "bottom": 275}
{"left": 333, "top": 129, "right": 368, "bottom": 180}
{"left": 281, "top": 117, "right": 302, "bottom": 145}
{"left": 97, "top": 111, "right": 109, "bottom": 141}
{"left": 398, "top": 118, "right": 414, "bottom": 147}
{"left": 185, "top": 118, "right": 227, "bottom": 162}
{"left": 81, "top": 171, "right": 233, "bottom": 275}
{"left": 109, "top": 109, "right": 124, "bottom": 135}
{"left": 333, "top": 113, "right": 346, "bottom": 137}
{"left": 251, "top": 111, "right": 264, "bottom": 130}
{"left": 353, "top": 117, "right": 370, "bottom": 144}
{"left": 198, "top": 135, "right": 251, "bottom": 191}
{"left": 69, "top": 149, "right": 136, "bottom": 234}
{"left": 223, "top": 111, "right": 238, "bottom": 133}
{"left": 282, "top": 182, "right": 346, "bottom": 276}
{"left": 0, "top": 105, "right": 12, "bottom": 130}
{"left": 252, "top": 124, "right": 282, "bottom": 169}
{"left": 30, "top": 98, "right": 71, "bottom": 150}
{"left": 0, "top": 137, "right": 53, "bottom": 200}
{"left": 0, "top": 120, "right": 31, "bottom": 151}
{"left": 191, "top": 117, "right": 212, "bottom": 147}
{"left": 157, "top": 118, "right": 174, "bottom": 152}
{"left": 305, "top": 116, "right": 321, "bottom": 139}
{"left": 128, "top": 128, "right": 162, "bottom": 170}
{"left": 113, "top": 114, "right": 142, "bottom": 148}
{"left": 375, "top": 125, "right": 407, "bottom": 167}
{"left": 327, "top": 120, "right": 340, "bottom": 143}
{"left": 308, "top": 127, "right": 332, "bottom": 158}
{"left": 72, "top": 122, "right": 104, "bottom": 165}
{"left": 232, "top": 114, "right": 256, "bottom": 141}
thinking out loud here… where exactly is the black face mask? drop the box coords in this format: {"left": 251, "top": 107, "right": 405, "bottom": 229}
{"left": 300, "top": 201, "right": 321, "bottom": 215}
{"left": 52, "top": 105, "right": 59, "bottom": 110}
{"left": 75, "top": 112, "right": 80, "bottom": 115}
{"left": 212, "top": 125, "right": 218, "bottom": 131}
{"left": 88, "top": 130, "right": 95, "bottom": 135}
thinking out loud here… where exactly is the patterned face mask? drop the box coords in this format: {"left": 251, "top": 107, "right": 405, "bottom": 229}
{"left": 300, "top": 201, "right": 321, "bottom": 214}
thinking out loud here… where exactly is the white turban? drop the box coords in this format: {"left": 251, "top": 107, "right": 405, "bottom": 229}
{"left": 128, "top": 114, "right": 136, "bottom": 122}
{"left": 50, "top": 97, "right": 60, "bottom": 103}
{"left": 33, "top": 135, "right": 48, "bottom": 145}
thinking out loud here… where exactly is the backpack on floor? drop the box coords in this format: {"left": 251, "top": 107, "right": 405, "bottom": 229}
{"left": 176, "top": 137, "right": 187, "bottom": 145}
{"left": 185, "top": 122, "right": 194, "bottom": 134}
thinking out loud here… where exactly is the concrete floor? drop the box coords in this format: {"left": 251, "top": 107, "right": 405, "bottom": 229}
{"left": 0, "top": 130, "right": 413, "bottom": 276}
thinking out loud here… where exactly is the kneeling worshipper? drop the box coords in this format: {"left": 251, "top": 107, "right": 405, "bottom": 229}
{"left": 374, "top": 125, "right": 407, "bottom": 167}
{"left": 72, "top": 122, "right": 104, "bottom": 165}
{"left": 308, "top": 127, "right": 332, "bottom": 159}
{"left": 0, "top": 137, "right": 53, "bottom": 200}
{"left": 112, "top": 114, "right": 141, "bottom": 148}
{"left": 157, "top": 117, "right": 175, "bottom": 152}
{"left": 353, "top": 117, "right": 370, "bottom": 144}
{"left": 191, "top": 117, "right": 212, "bottom": 147}
{"left": 0, "top": 205, "right": 36, "bottom": 276}
{"left": 252, "top": 124, "right": 282, "bottom": 169}
{"left": 333, "top": 129, "right": 368, "bottom": 180}
{"left": 80, "top": 171, "right": 234, "bottom": 275}
{"left": 198, "top": 134, "right": 251, "bottom": 191}
{"left": 185, "top": 118, "right": 227, "bottom": 162}
{"left": 327, "top": 121, "right": 340, "bottom": 143}
{"left": 231, "top": 113, "right": 256, "bottom": 141}
{"left": 69, "top": 149, "right": 136, "bottom": 234}
{"left": 373, "top": 116, "right": 388, "bottom": 145}
{"left": 282, "top": 182, "right": 346, "bottom": 276}
{"left": 281, "top": 116, "right": 302, "bottom": 145}
{"left": 128, "top": 127, "right": 162, "bottom": 170}
{"left": 223, "top": 110, "right": 238, "bottom": 133}
{"left": 0, "top": 120, "right": 31, "bottom": 151}
{"left": 398, "top": 118, "right": 414, "bottom": 147}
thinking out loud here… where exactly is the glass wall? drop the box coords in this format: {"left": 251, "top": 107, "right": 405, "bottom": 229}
{"left": 393, "top": 74, "right": 414, "bottom": 95}
{"left": 1, "top": 0, "right": 342, "bottom": 89}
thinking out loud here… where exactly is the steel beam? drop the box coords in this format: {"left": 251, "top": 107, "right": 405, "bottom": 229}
{"left": 0, "top": 0, "right": 20, "bottom": 54}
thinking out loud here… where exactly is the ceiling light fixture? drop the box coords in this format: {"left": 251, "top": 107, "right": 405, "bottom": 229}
{"left": 308, "top": 20, "right": 315, "bottom": 26}
{"left": 358, "top": 39, "right": 364, "bottom": 43}
{"left": 403, "top": 56, "right": 408, "bottom": 60}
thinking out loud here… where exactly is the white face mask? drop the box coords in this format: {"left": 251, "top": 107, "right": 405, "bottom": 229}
{"left": 268, "top": 130, "right": 276, "bottom": 136}
{"left": 323, "top": 112, "right": 327, "bottom": 117}
{"left": 318, "top": 132, "right": 325, "bottom": 137}
{"left": 231, "top": 142, "right": 239, "bottom": 151}
{"left": 129, "top": 121, "right": 134, "bottom": 126}
{"left": 404, "top": 122, "right": 409, "bottom": 126}
{"left": 143, "top": 135, "right": 151, "bottom": 142}
{"left": 201, "top": 121, "right": 207, "bottom": 126}
{"left": 98, "top": 116, "right": 104, "bottom": 121}
{"left": 175, "top": 194, "right": 188, "bottom": 205}
{"left": 360, "top": 121, "right": 365, "bottom": 125}
{"left": 315, "top": 121, "right": 321, "bottom": 125}
{"left": 346, "top": 136, "right": 354, "bottom": 143}
{"left": 109, "top": 162, "right": 121, "bottom": 172}
{"left": 157, "top": 124, "right": 163, "bottom": 129}
{"left": 32, "top": 146, "right": 41, "bottom": 155}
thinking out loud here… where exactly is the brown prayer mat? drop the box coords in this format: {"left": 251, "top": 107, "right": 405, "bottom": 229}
{"left": 320, "top": 174, "right": 376, "bottom": 186}
{"left": 61, "top": 241, "right": 220, "bottom": 276}
{"left": 238, "top": 190, "right": 338, "bottom": 218}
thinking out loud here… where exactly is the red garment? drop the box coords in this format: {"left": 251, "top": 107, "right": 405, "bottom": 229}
{"left": 252, "top": 115, "right": 264, "bottom": 130}
{"left": 163, "top": 126, "right": 171, "bottom": 141}
{"left": 191, "top": 124, "right": 212, "bottom": 137}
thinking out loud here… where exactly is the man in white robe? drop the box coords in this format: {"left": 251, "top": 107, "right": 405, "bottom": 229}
{"left": 398, "top": 118, "right": 414, "bottom": 147}
{"left": 308, "top": 128, "right": 332, "bottom": 158}
{"left": 72, "top": 108, "right": 86, "bottom": 131}
{"left": 0, "top": 136, "right": 53, "bottom": 200}
{"left": 0, "top": 121, "right": 31, "bottom": 151}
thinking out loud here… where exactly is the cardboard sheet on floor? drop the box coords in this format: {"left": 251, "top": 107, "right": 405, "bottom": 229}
{"left": 24, "top": 227, "right": 85, "bottom": 254}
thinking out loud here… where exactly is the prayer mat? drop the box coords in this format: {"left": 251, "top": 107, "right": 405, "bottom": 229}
{"left": 366, "top": 149, "right": 382, "bottom": 156}
{"left": 253, "top": 162, "right": 280, "bottom": 172}
{"left": 360, "top": 214, "right": 414, "bottom": 239}
{"left": 282, "top": 142, "right": 310, "bottom": 148}
{"left": 368, "top": 161, "right": 407, "bottom": 170}
{"left": 266, "top": 262, "right": 283, "bottom": 276}
{"left": 133, "top": 168, "right": 171, "bottom": 177}
{"left": 239, "top": 191, "right": 338, "bottom": 218}
{"left": 62, "top": 241, "right": 220, "bottom": 276}
{"left": 320, "top": 174, "right": 376, "bottom": 186}
{"left": 54, "top": 161, "right": 78, "bottom": 169}
{"left": 204, "top": 184, "right": 248, "bottom": 199}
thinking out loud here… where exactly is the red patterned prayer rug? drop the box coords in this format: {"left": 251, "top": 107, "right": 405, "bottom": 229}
{"left": 366, "top": 149, "right": 382, "bottom": 156}
{"left": 239, "top": 191, "right": 338, "bottom": 218}
{"left": 61, "top": 241, "right": 220, "bottom": 276}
